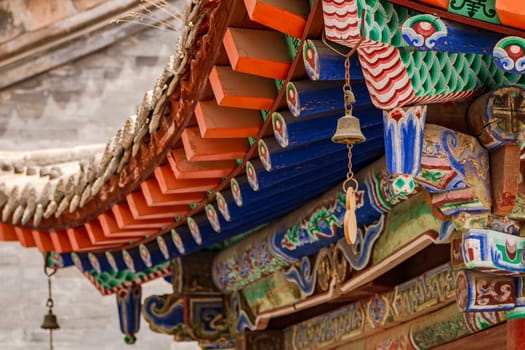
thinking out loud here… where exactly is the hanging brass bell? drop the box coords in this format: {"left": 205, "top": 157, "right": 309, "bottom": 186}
{"left": 41, "top": 310, "right": 60, "bottom": 330}
{"left": 332, "top": 112, "right": 366, "bottom": 144}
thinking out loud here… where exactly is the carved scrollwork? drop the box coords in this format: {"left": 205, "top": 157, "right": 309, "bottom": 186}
{"left": 317, "top": 250, "right": 332, "bottom": 292}
{"left": 332, "top": 245, "right": 349, "bottom": 284}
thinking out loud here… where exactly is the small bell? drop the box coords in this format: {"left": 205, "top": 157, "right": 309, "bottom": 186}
{"left": 41, "top": 309, "right": 60, "bottom": 330}
{"left": 331, "top": 111, "right": 366, "bottom": 144}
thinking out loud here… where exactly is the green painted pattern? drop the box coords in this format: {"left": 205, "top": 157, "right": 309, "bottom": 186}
{"left": 411, "top": 307, "right": 471, "bottom": 350}
{"left": 88, "top": 261, "right": 171, "bottom": 291}
{"left": 448, "top": 0, "right": 500, "bottom": 24}
{"left": 399, "top": 51, "right": 525, "bottom": 98}
{"left": 242, "top": 271, "right": 302, "bottom": 316}
{"left": 346, "top": 1, "right": 525, "bottom": 99}
{"left": 259, "top": 110, "right": 270, "bottom": 122}
{"left": 356, "top": 0, "right": 414, "bottom": 48}
{"left": 372, "top": 194, "right": 441, "bottom": 264}
{"left": 274, "top": 79, "right": 285, "bottom": 92}
{"left": 507, "top": 306, "right": 525, "bottom": 321}
{"left": 419, "top": 168, "right": 449, "bottom": 185}
{"left": 285, "top": 34, "right": 302, "bottom": 58}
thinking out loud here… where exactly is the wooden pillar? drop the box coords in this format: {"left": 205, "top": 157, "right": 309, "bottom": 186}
{"left": 507, "top": 307, "right": 525, "bottom": 350}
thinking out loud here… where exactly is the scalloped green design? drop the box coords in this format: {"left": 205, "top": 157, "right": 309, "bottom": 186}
{"left": 356, "top": 0, "right": 415, "bottom": 48}
{"left": 399, "top": 50, "right": 525, "bottom": 98}
{"left": 88, "top": 261, "right": 171, "bottom": 292}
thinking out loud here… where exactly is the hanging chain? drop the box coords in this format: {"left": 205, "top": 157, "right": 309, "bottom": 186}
{"left": 44, "top": 260, "right": 57, "bottom": 311}
{"left": 44, "top": 255, "right": 58, "bottom": 350}
{"left": 343, "top": 56, "right": 355, "bottom": 116}
{"left": 321, "top": 10, "right": 368, "bottom": 244}
{"left": 342, "top": 55, "right": 359, "bottom": 194}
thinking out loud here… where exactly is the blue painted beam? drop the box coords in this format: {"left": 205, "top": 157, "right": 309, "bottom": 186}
{"left": 401, "top": 14, "right": 505, "bottom": 55}
{"left": 303, "top": 39, "right": 363, "bottom": 81}
{"left": 258, "top": 131, "right": 384, "bottom": 171}
{"left": 286, "top": 80, "right": 372, "bottom": 118}
{"left": 272, "top": 107, "right": 383, "bottom": 148}
{"left": 246, "top": 149, "right": 350, "bottom": 191}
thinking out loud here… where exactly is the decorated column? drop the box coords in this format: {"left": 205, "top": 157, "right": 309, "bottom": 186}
{"left": 116, "top": 285, "right": 142, "bottom": 344}
{"left": 383, "top": 105, "right": 427, "bottom": 177}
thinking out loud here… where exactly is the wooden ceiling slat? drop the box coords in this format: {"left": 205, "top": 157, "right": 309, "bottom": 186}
{"left": 181, "top": 127, "right": 249, "bottom": 161}
{"left": 66, "top": 227, "right": 98, "bottom": 251}
{"left": 195, "top": 100, "right": 262, "bottom": 138}
{"left": 167, "top": 149, "right": 236, "bottom": 179}
{"left": 112, "top": 204, "right": 172, "bottom": 230}
{"left": 209, "top": 66, "right": 276, "bottom": 109}
{"left": 223, "top": 27, "right": 291, "bottom": 79}
{"left": 154, "top": 166, "right": 220, "bottom": 194}
{"left": 140, "top": 179, "right": 206, "bottom": 206}
{"left": 126, "top": 192, "right": 188, "bottom": 220}
{"left": 243, "top": 0, "right": 308, "bottom": 37}
{"left": 98, "top": 212, "right": 155, "bottom": 237}
{"left": 85, "top": 221, "right": 137, "bottom": 245}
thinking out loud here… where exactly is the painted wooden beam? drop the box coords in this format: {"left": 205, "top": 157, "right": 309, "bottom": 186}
{"left": 237, "top": 169, "right": 346, "bottom": 215}
{"left": 112, "top": 204, "right": 172, "bottom": 230}
{"left": 303, "top": 39, "right": 363, "bottom": 81}
{"left": 154, "top": 165, "right": 220, "bottom": 194}
{"left": 286, "top": 80, "right": 371, "bottom": 118}
{"left": 0, "top": 223, "right": 18, "bottom": 241}
{"left": 276, "top": 262, "right": 458, "bottom": 348}
{"left": 206, "top": 174, "right": 345, "bottom": 242}
{"left": 126, "top": 192, "right": 188, "bottom": 220}
{"left": 491, "top": 143, "right": 520, "bottom": 215}
{"left": 32, "top": 230, "right": 54, "bottom": 252}
{"left": 323, "top": 0, "right": 503, "bottom": 55}
{"left": 14, "top": 227, "right": 36, "bottom": 248}
{"left": 209, "top": 66, "right": 276, "bottom": 110}
{"left": 223, "top": 27, "right": 291, "bottom": 79}
{"left": 462, "top": 228, "right": 525, "bottom": 274}
{"left": 272, "top": 108, "right": 383, "bottom": 148}
{"left": 258, "top": 132, "right": 383, "bottom": 171}
{"left": 98, "top": 212, "right": 155, "bottom": 237}
{"left": 181, "top": 127, "right": 249, "bottom": 161}
{"left": 258, "top": 137, "right": 343, "bottom": 171}
{"left": 243, "top": 0, "right": 308, "bottom": 37}
{"left": 456, "top": 269, "right": 515, "bottom": 312}
{"left": 195, "top": 100, "right": 262, "bottom": 139}
{"left": 468, "top": 87, "right": 525, "bottom": 151}
{"left": 244, "top": 150, "right": 349, "bottom": 192}
{"left": 140, "top": 179, "right": 205, "bottom": 207}
{"left": 167, "top": 149, "right": 236, "bottom": 179}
